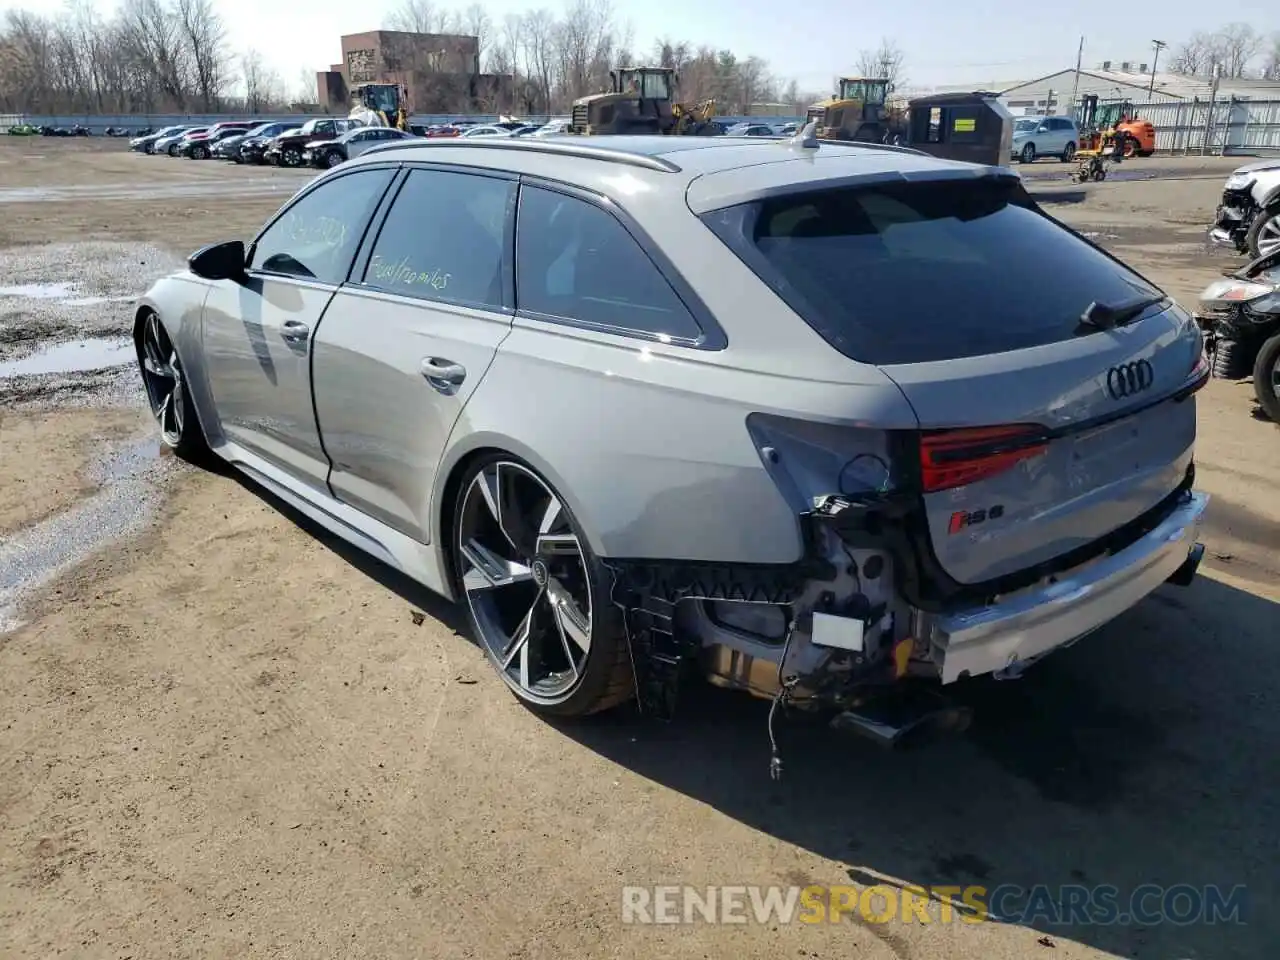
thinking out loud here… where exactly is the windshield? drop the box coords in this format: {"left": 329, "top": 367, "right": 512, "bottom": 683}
{"left": 700, "top": 178, "right": 1161, "bottom": 365}
{"left": 618, "top": 70, "right": 672, "bottom": 99}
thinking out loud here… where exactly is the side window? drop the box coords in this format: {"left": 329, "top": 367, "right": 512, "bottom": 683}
{"left": 515, "top": 186, "right": 703, "bottom": 342}
{"left": 363, "top": 168, "right": 513, "bottom": 310}
{"left": 316, "top": 120, "right": 335, "bottom": 134}
{"left": 249, "top": 168, "right": 393, "bottom": 284}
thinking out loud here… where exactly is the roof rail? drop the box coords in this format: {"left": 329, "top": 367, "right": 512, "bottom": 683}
{"left": 359, "top": 137, "right": 683, "bottom": 172}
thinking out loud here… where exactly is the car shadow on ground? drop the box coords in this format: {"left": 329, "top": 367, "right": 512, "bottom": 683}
{"left": 558, "top": 575, "right": 1279, "bottom": 959}
{"left": 223, "top": 470, "right": 467, "bottom": 635}
{"left": 228, "top": 470, "right": 1276, "bottom": 957}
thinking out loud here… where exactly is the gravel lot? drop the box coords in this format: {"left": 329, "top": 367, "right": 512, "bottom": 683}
{"left": 0, "top": 138, "right": 1277, "bottom": 960}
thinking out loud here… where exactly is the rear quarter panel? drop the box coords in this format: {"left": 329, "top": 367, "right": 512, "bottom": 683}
{"left": 436, "top": 179, "right": 918, "bottom": 564}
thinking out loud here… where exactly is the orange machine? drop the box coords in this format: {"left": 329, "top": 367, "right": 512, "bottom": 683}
{"left": 1075, "top": 95, "right": 1157, "bottom": 157}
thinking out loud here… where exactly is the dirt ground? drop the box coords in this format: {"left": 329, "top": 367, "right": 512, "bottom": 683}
{"left": 1, "top": 139, "right": 1277, "bottom": 960}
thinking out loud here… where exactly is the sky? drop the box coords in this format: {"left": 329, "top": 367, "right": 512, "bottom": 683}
{"left": 4, "top": 0, "right": 1277, "bottom": 96}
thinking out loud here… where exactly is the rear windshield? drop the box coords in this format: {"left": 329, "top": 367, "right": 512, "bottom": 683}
{"left": 699, "top": 178, "right": 1161, "bottom": 365}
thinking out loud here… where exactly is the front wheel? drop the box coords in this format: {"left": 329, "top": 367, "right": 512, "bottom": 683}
{"left": 1252, "top": 334, "right": 1280, "bottom": 423}
{"left": 137, "top": 312, "right": 208, "bottom": 461}
{"left": 1020, "top": 143, "right": 1036, "bottom": 164}
{"left": 1245, "top": 205, "right": 1280, "bottom": 260}
{"left": 281, "top": 147, "right": 302, "bottom": 167}
{"left": 324, "top": 150, "right": 343, "bottom": 168}
{"left": 453, "top": 456, "right": 632, "bottom": 718}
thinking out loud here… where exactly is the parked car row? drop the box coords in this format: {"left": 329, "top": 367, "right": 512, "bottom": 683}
{"left": 129, "top": 116, "right": 576, "bottom": 169}
{"left": 8, "top": 123, "right": 145, "bottom": 136}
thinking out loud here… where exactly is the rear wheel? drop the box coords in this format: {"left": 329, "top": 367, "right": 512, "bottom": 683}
{"left": 1060, "top": 142, "right": 1076, "bottom": 163}
{"left": 1122, "top": 139, "right": 1137, "bottom": 158}
{"left": 137, "top": 312, "right": 208, "bottom": 461}
{"left": 453, "top": 456, "right": 632, "bottom": 718}
{"left": 1020, "top": 143, "right": 1036, "bottom": 164}
{"left": 1252, "top": 334, "right": 1280, "bottom": 423}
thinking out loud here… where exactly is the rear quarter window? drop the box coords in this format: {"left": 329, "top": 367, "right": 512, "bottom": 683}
{"left": 699, "top": 178, "right": 1162, "bottom": 365}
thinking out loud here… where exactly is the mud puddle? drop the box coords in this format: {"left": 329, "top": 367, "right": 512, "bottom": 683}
{"left": 0, "top": 282, "right": 135, "bottom": 307}
{"left": 0, "top": 337, "right": 133, "bottom": 377}
{"left": 0, "top": 434, "right": 170, "bottom": 632}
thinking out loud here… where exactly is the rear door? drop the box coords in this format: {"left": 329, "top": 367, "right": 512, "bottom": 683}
{"left": 702, "top": 175, "right": 1206, "bottom": 585}
{"left": 311, "top": 166, "right": 517, "bottom": 542}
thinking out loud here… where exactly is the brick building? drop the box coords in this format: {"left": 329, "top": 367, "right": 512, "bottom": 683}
{"left": 316, "top": 30, "right": 514, "bottom": 114}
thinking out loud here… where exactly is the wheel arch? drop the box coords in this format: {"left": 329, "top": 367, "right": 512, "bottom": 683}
{"left": 133, "top": 293, "right": 218, "bottom": 448}
{"left": 432, "top": 432, "right": 611, "bottom": 588}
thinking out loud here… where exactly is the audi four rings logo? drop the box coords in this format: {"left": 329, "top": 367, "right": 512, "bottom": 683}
{"left": 1106, "top": 360, "right": 1154, "bottom": 399}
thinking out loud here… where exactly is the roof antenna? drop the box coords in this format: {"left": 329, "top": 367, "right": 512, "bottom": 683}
{"left": 788, "top": 120, "right": 820, "bottom": 151}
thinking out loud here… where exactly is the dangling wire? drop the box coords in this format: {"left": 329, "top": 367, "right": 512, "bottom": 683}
{"left": 768, "top": 620, "right": 799, "bottom": 780}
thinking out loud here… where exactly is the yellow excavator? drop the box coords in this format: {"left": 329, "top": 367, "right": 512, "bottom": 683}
{"left": 567, "top": 67, "right": 717, "bottom": 136}
{"left": 806, "top": 76, "right": 906, "bottom": 144}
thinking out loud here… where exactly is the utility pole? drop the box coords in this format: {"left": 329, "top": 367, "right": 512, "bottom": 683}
{"left": 1149, "top": 40, "right": 1167, "bottom": 100}
{"left": 1069, "top": 36, "right": 1084, "bottom": 114}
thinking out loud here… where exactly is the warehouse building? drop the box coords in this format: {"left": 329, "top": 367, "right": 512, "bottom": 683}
{"left": 905, "top": 61, "right": 1280, "bottom": 117}
{"left": 316, "top": 31, "right": 514, "bottom": 113}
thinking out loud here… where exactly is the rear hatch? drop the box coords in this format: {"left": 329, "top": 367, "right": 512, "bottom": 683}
{"left": 699, "top": 172, "right": 1207, "bottom": 585}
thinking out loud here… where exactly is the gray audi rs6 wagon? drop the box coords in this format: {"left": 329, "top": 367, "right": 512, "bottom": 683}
{"left": 133, "top": 129, "right": 1209, "bottom": 737}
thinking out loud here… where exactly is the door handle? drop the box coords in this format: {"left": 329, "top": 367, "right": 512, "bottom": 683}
{"left": 281, "top": 320, "right": 310, "bottom": 343}
{"left": 421, "top": 357, "right": 467, "bottom": 390}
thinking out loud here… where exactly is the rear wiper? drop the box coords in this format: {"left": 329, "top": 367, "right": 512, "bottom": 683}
{"left": 1076, "top": 294, "right": 1166, "bottom": 333}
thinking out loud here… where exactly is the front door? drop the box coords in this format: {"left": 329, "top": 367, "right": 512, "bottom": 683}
{"left": 311, "top": 166, "right": 517, "bottom": 542}
{"left": 201, "top": 166, "right": 397, "bottom": 489}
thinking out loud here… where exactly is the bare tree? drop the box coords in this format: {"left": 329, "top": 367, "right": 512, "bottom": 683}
{"left": 174, "top": 0, "right": 228, "bottom": 108}
{"left": 1170, "top": 33, "right": 1210, "bottom": 76}
{"left": 240, "top": 48, "right": 268, "bottom": 112}
{"left": 0, "top": 0, "right": 824, "bottom": 117}
{"left": 461, "top": 2, "right": 491, "bottom": 61}
{"left": 1216, "top": 22, "right": 1263, "bottom": 78}
{"left": 855, "top": 37, "right": 906, "bottom": 91}
{"left": 1172, "top": 24, "right": 1265, "bottom": 78}
{"left": 1264, "top": 32, "right": 1280, "bottom": 82}
{"left": 386, "top": 0, "right": 449, "bottom": 34}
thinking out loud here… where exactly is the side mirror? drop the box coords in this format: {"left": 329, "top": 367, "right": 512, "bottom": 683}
{"left": 188, "top": 239, "right": 246, "bottom": 282}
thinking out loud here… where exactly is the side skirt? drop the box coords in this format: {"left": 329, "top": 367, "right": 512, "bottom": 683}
{"left": 211, "top": 440, "right": 456, "bottom": 602}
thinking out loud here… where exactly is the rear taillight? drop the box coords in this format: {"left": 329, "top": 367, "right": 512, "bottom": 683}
{"left": 919, "top": 425, "right": 1048, "bottom": 493}
{"left": 1178, "top": 333, "right": 1211, "bottom": 398}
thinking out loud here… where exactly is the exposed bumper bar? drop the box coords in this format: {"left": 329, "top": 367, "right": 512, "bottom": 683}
{"left": 1207, "top": 226, "right": 1237, "bottom": 248}
{"left": 933, "top": 491, "right": 1209, "bottom": 684}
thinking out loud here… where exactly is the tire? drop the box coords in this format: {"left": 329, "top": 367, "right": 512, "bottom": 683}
{"left": 282, "top": 147, "right": 302, "bottom": 167}
{"left": 167, "top": 144, "right": 179, "bottom": 157}
{"left": 1061, "top": 142, "right": 1076, "bottom": 163}
{"left": 324, "top": 150, "right": 343, "bottom": 168}
{"left": 136, "top": 311, "right": 209, "bottom": 462}
{"left": 194, "top": 145, "right": 208, "bottom": 159}
{"left": 452, "top": 454, "right": 632, "bottom": 718}
{"left": 1252, "top": 334, "right": 1280, "bottom": 422}
{"left": 1021, "top": 143, "right": 1036, "bottom": 164}
{"left": 1123, "top": 139, "right": 1137, "bottom": 158}
{"left": 1245, "top": 205, "right": 1280, "bottom": 260}
{"left": 1211, "top": 336, "right": 1254, "bottom": 380}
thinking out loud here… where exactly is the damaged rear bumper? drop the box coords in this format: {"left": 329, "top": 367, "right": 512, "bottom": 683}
{"left": 928, "top": 491, "right": 1208, "bottom": 684}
